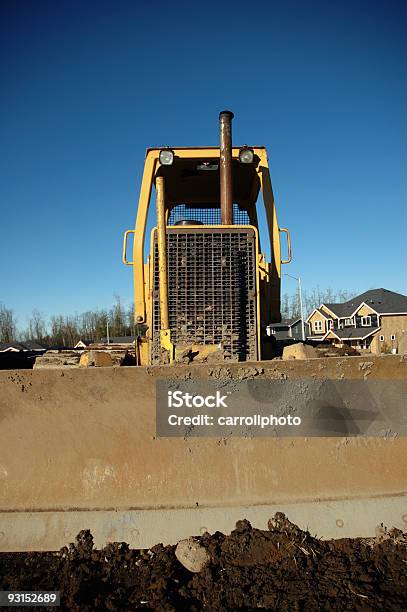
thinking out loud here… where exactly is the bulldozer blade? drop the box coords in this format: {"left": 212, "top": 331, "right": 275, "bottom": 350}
{"left": 0, "top": 355, "right": 406, "bottom": 552}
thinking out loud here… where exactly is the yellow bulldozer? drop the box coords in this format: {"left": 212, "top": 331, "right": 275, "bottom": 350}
{"left": 0, "top": 112, "right": 406, "bottom": 553}
{"left": 122, "top": 111, "right": 291, "bottom": 365}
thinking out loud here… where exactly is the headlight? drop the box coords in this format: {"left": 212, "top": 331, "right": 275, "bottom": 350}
{"left": 239, "top": 146, "right": 254, "bottom": 164}
{"left": 159, "top": 149, "right": 174, "bottom": 165}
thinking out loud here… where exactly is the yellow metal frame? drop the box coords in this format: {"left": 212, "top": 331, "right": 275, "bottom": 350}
{"left": 155, "top": 176, "right": 174, "bottom": 362}
{"left": 124, "top": 147, "right": 286, "bottom": 323}
{"left": 123, "top": 145, "right": 291, "bottom": 363}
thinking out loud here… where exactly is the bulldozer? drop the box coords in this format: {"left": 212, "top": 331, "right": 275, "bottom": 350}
{"left": 0, "top": 112, "right": 406, "bottom": 553}
{"left": 122, "top": 111, "right": 291, "bottom": 365}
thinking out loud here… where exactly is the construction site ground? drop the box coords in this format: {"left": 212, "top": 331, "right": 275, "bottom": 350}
{"left": 1, "top": 515, "right": 407, "bottom": 610}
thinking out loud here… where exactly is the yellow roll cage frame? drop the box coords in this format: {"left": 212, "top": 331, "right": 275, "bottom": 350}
{"left": 123, "top": 146, "right": 291, "bottom": 328}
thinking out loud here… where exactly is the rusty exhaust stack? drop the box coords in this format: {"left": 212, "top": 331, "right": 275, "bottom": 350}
{"left": 219, "top": 110, "right": 234, "bottom": 225}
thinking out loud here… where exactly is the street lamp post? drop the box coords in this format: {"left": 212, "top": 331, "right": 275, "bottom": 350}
{"left": 284, "top": 273, "right": 306, "bottom": 342}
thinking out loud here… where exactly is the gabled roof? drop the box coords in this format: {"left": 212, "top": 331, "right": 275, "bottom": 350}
{"left": 350, "top": 288, "right": 407, "bottom": 314}
{"left": 305, "top": 308, "right": 331, "bottom": 323}
{"left": 322, "top": 302, "right": 353, "bottom": 317}
{"left": 318, "top": 305, "right": 337, "bottom": 318}
{"left": 268, "top": 317, "right": 302, "bottom": 329}
{"left": 22, "top": 341, "right": 45, "bottom": 350}
{"left": 74, "top": 340, "right": 93, "bottom": 348}
{"left": 285, "top": 317, "right": 302, "bottom": 327}
{"left": 306, "top": 334, "right": 325, "bottom": 341}
{"left": 0, "top": 342, "right": 22, "bottom": 352}
{"left": 323, "top": 326, "right": 380, "bottom": 341}
{"left": 0, "top": 341, "right": 44, "bottom": 352}
{"left": 321, "top": 289, "right": 407, "bottom": 318}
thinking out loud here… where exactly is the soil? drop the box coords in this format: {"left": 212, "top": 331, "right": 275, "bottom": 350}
{"left": 316, "top": 344, "right": 360, "bottom": 357}
{"left": 1, "top": 514, "right": 406, "bottom": 611}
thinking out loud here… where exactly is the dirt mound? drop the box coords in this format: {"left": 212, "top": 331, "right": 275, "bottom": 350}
{"left": 1, "top": 514, "right": 406, "bottom": 610}
{"left": 316, "top": 344, "right": 360, "bottom": 357}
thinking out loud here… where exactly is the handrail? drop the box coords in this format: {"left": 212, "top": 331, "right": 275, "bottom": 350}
{"left": 280, "top": 228, "right": 292, "bottom": 264}
{"left": 122, "top": 230, "right": 135, "bottom": 265}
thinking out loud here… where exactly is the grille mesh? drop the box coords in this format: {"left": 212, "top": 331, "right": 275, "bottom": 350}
{"left": 151, "top": 228, "right": 257, "bottom": 364}
{"left": 168, "top": 203, "right": 250, "bottom": 225}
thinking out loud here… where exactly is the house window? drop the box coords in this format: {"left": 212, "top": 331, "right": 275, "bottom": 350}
{"left": 313, "top": 320, "right": 323, "bottom": 332}
{"left": 361, "top": 316, "right": 371, "bottom": 327}
{"left": 379, "top": 335, "right": 384, "bottom": 341}
{"left": 328, "top": 320, "right": 333, "bottom": 329}
{"left": 391, "top": 334, "right": 396, "bottom": 341}
{"left": 344, "top": 318, "right": 353, "bottom": 327}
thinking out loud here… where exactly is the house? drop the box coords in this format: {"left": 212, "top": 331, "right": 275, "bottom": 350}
{"left": 74, "top": 340, "right": 93, "bottom": 349}
{"left": 306, "top": 288, "right": 407, "bottom": 353}
{"left": 266, "top": 317, "right": 304, "bottom": 341}
{"left": 0, "top": 341, "right": 45, "bottom": 352}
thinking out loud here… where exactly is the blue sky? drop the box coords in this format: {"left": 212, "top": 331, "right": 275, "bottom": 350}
{"left": 1, "top": 0, "right": 406, "bottom": 328}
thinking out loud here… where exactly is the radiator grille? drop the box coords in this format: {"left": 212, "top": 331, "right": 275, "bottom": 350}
{"left": 168, "top": 203, "right": 250, "bottom": 225}
{"left": 151, "top": 228, "right": 258, "bottom": 364}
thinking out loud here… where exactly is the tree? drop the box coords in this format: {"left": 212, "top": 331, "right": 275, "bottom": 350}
{"left": 7, "top": 286, "right": 358, "bottom": 346}
{"left": 280, "top": 287, "right": 356, "bottom": 321}
{"left": 110, "top": 295, "right": 126, "bottom": 337}
{"left": 281, "top": 293, "right": 290, "bottom": 319}
{"left": 49, "top": 315, "right": 66, "bottom": 346}
{"left": 0, "top": 303, "right": 16, "bottom": 343}
{"left": 301, "top": 287, "right": 356, "bottom": 319}
{"left": 27, "top": 309, "right": 47, "bottom": 343}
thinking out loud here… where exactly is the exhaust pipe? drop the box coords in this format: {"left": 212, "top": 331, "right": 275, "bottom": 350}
{"left": 219, "top": 110, "right": 234, "bottom": 225}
